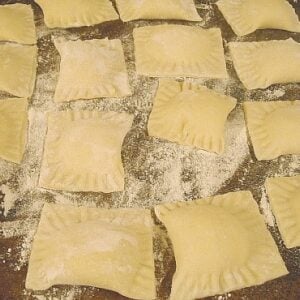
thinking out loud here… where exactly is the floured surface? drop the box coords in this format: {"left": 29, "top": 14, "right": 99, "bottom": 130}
{"left": 0, "top": 0, "right": 300, "bottom": 300}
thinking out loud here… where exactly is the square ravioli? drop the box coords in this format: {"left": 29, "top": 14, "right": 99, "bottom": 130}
{"left": 34, "top": 0, "right": 119, "bottom": 28}
{"left": 26, "top": 203, "right": 156, "bottom": 299}
{"left": 0, "top": 4, "right": 36, "bottom": 44}
{"left": 266, "top": 175, "right": 300, "bottom": 248}
{"left": 116, "top": 0, "right": 201, "bottom": 22}
{"left": 229, "top": 39, "right": 300, "bottom": 89}
{"left": 155, "top": 191, "right": 288, "bottom": 299}
{"left": 217, "top": 0, "right": 300, "bottom": 36}
{"left": 0, "top": 98, "right": 28, "bottom": 164}
{"left": 54, "top": 38, "right": 131, "bottom": 102}
{"left": 243, "top": 101, "right": 300, "bottom": 160}
{"left": 148, "top": 79, "right": 237, "bottom": 154}
{"left": 39, "top": 111, "right": 133, "bottom": 193}
{"left": 0, "top": 43, "right": 37, "bottom": 97}
{"left": 134, "top": 25, "right": 228, "bottom": 78}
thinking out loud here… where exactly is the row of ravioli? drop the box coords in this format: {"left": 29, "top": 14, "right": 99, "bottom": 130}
{"left": 1, "top": 1, "right": 300, "bottom": 99}
{"left": 2, "top": 82, "right": 300, "bottom": 187}
{"left": 1, "top": 3, "right": 300, "bottom": 166}
{"left": 3, "top": 23, "right": 300, "bottom": 99}
{"left": 25, "top": 180, "right": 300, "bottom": 299}
{"left": 1, "top": 0, "right": 300, "bottom": 34}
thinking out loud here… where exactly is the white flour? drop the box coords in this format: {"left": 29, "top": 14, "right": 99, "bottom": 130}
{"left": 260, "top": 188, "right": 275, "bottom": 227}
{"left": 0, "top": 185, "right": 18, "bottom": 217}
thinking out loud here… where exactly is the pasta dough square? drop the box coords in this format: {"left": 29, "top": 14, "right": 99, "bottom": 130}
{"left": 0, "top": 4, "right": 36, "bottom": 44}
{"left": 34, "top": 0, "right": 119, "bottom": 28}
{"left": 26, "top": 203, "right": 156, "bottom": 299}
{"left": 155, "top": 191, "right": 288, "bottom": 299}
{"left": 54, "top": 38, "right": 131, "bottom": 102}
{"left": 148, "top": 79, "right": 237, "bottom": 154}
{"left": 217, "top": 0, "right": 300, "bottom": 36}
{"left": 243, "top": 101, "right": 300, "bottom": 160}
{"left": 0, "top": 43, "right": 37, "bottom": 97}
{"left": 0, "top": 98, "right": 28, "bottom": 164}
{"left": 229, "top": 39, "right": 300, "bottom": 89}
{"left": 266, "top": 175, "right": 300, "bottom": 248}
{"left": 134, "top": 25, "right": 228, "bottom": 78}
{"left": 116, "top": 0, "right": 201, "bottom": 22}
{"left": 39, "top": 111, "right": 133, "bottom": 193}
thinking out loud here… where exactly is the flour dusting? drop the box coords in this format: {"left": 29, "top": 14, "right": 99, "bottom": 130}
{"left": 0, "top": 185, "right": 18, "bottom": 217}
{"left": 260, "top": 188, "right": 275, "bottom": 227}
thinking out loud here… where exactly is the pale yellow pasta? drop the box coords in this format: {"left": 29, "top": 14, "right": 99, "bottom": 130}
{"left": 34, "top": 0, "right": 119, "bottom": 28}
{"left": 229, "top": 39, "right": 300, "bottom": 89}
{"left": 266, "top": 175, "right": 300, "bottom": 248}
{"left": 0, "top": 4, "right": 36, "bottom": 44}
{"left": 26, "top": 203, "right": 156, "bottom": 299}
{"left": 39, "top": 111, "right": 133, "bottom": 193}
{"left": 134, "top": 25, "right": 228, "bottom": 78}
{"left": 54, "top": 38, "right": 131, "bottom": 102}
{"left": 217, "top": 0, "right": 300, "bottom": 36}
{"left": 0, "top": 43, "right": 37, "bottom": 97}
{"left": 155, "top": 191, "right": 288, "bottom": 299}
{"left": 0, "top": 98, "right": 28, "bottom": 164}
{"left": 148, "top": 79, "right": 236, "bottom": 153}
{"left": 116, "top": 0, "right": 201, "bottom": 22}
{"left": 244, "top": 101, "right": 300, "bottom": 160}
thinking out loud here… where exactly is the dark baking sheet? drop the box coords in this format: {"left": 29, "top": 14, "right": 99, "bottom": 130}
{"left": 0, "top": 0, "right": 300, "bottom": 299}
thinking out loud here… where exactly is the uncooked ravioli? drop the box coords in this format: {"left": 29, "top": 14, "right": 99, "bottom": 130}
{"left": 148, "top": 79, "right": 236, "bottom": 154}
{"left": 54, "top": 38, "right": 132, "bottom": 102}
{"left": 116, "top": 0, "right": 201, "bottom": 22}
{"left": 26, "top": 203, "right": 156, "bottom": 299}
{"left": 155, "top": 191, "right": 288, "bottom": 299}
{"left": 243, "top": 100, "right": 300, "bottom": 160}
{"left": 217, "top": 0, "right": 300, "bottom": 36}
{"left": 0, "top": 4, "right": 36, "bottom": 44}
{"left": 134, "top": 25, "right": 228, "bottom": 78}
{"left": 0, "top": 98, "right": 28, "bottom": 164}
{"left": 39, "top": 111, "right": 133, "bottom": 193}
{"left": 34, "top": 0, "right": 119, "bottom": 28}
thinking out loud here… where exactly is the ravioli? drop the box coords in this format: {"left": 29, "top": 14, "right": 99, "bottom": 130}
{"left": 243, "top": 101, "right": 300, "bottom": 160}
{"left": 0, "top": 98, "right": 28, "bottom": 164}
{"left": 148, "top": 79, "right": 236, "bottom": 153}
{"left": 0, "top": 43, "right": 37, "bottom": 97}
{"left": 266, "top": 175, "right": 300, "bottom": 248}
{"left": 229, "top": 39, "right": 300, "bottom": 89}
{"left": 0, "top": 4, "right": 36, "bottom": 44}
{"left": 34, "top": 0, "right": 119, "bottom": 28}
{"left": 39, "top": 111, "right": 133, "bottom": 192}
{"left": 155, "top": 191, "right": 288, "bottom": 299}
{"left": 217, "top": 0, "right": 300, "bottom": 36}
{"left": 26, "top": 203, "right": 156, "bottom": 299}
{"left": 134, "top": 25, "right": 228, "bottom": 78}
{"left": 116, "top": 0, "right": 201, "bottom": 22}
{"left": 54, "top": 38, "right": 131, "bottom": 102}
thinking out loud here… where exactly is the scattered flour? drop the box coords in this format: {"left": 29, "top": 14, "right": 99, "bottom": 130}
{"left": 264, "top": 88, "right": 286, "bottom": 99}
{"left": 195, "top": 2, "right": 214, "bottom": 25}
{"left": 260, "top": 188, "right": 275, "bottom": 227}
{"left": 216, "top": 293, "right": 232, "bottom": 300}
{"left": 0, "top": 185, "right": 18, "bottom": 217}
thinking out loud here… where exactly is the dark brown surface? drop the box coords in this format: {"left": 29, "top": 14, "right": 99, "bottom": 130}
{"left": 0, "top": 0, "right": 300, "bottom": 299}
